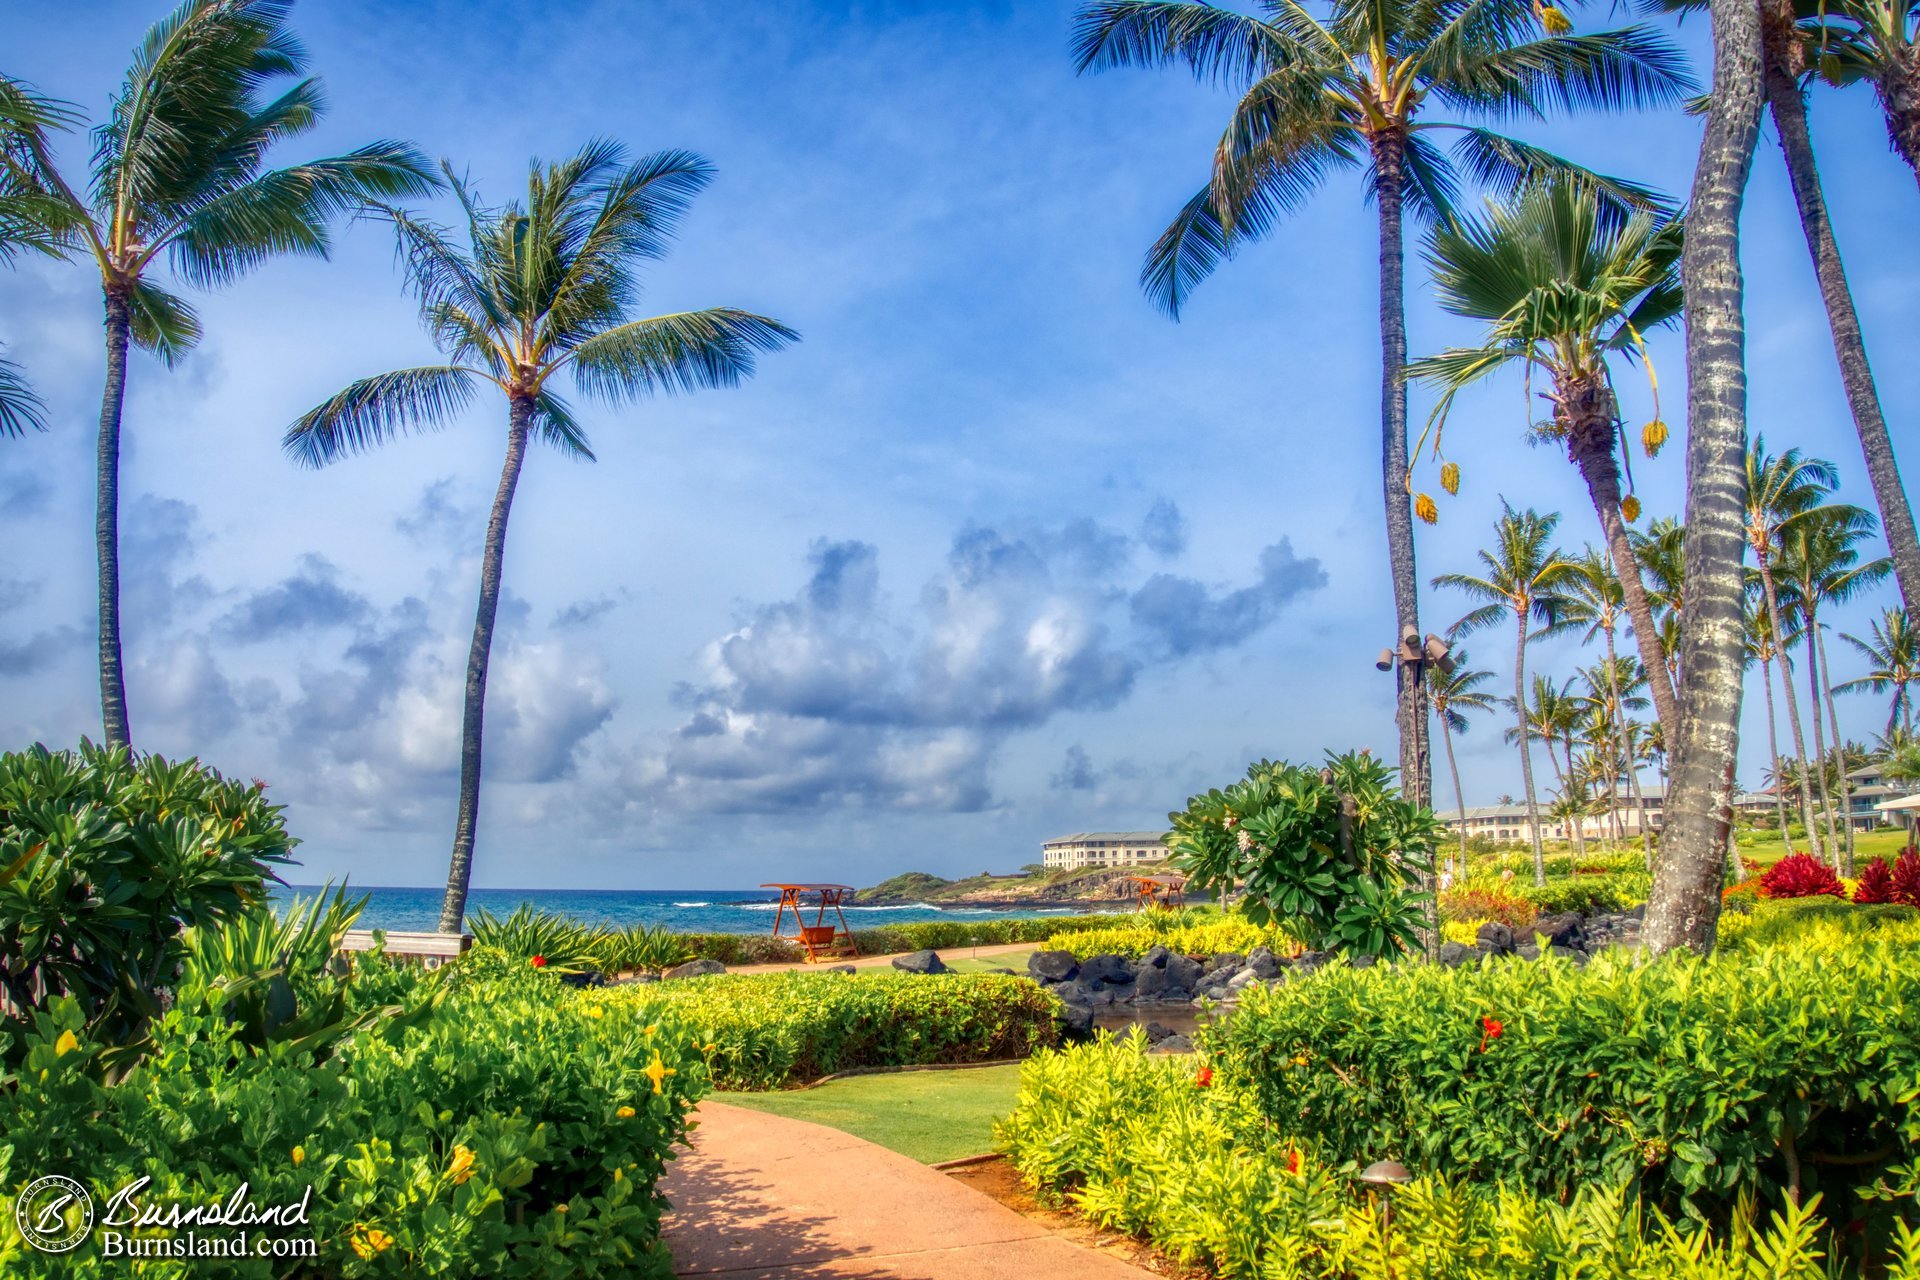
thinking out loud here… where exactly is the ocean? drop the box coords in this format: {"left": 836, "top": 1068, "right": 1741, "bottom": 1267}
{"left": 279, "top": 885, "right": 1110, "bottom": 935}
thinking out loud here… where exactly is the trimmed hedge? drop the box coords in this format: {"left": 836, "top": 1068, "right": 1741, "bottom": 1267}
{"left": 996, "top": 1037, "right": 1912, "bottom": 1279}
{"left": 596, "top": 972, "right": 1061, "bottom": 1090}
{"left": 637, "top": 914, "right": 1141, "bottom": 968}
{"left": 1038, "top": 919, "right": 1274, "bottom": 961}
{"left": 1204, "top": 920, "right": 1920, "bottom": 1217}
{"left": 1, "top": 967, "right": 705, "bottom": 1277}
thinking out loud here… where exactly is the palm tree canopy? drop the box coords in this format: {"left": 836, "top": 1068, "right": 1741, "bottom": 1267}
{"left": 1837, "top": 606, "right": 1919, "bottom": 727}
{"left": 1774, "top": 503, "right": 1890, "bottom": 640}
{"left": 1428, "top": 648, "right": 1498, "bottom": 732}
{"left": 1745, "top": 438, "right": 1843, "bottom": 557}
{"left": 284, "top": 141, "right": 799, "bottom": 467}
{"left": 1539, "top": 545, "right": 1625, "bottom": 643}
{"left": 1435, "top": 501, "right": 1577, "bottom": 634}
{"left": 1504, "top": 672, "right": 1580, "bottom": 746}
{"left": 1070, "top": 0, "right": 1693, "bottom": 313}
{"left": 1408, "top": 178, "right": 1681, "bottom": 450}
{"left": 4, "top": 0, "right": 437, "bottom": 363}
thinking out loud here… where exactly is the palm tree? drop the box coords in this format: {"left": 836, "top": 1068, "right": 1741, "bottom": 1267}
{"left": 1070, "top": 0, "right": 1690, "bottom": 804}
{"left": 1745, "top": 584, "right": 1798, "bottom": 851}
{"left": 0, "top": 0, "right": 436, "bottom": 747}
{"left": 0, "top": 353, "right": 44, "bottom": 438}
{"left": 1837, "top": 607, "right": 1919, "bottom": 739}
{"left": 1436, "top": 502, "right": 1575, "bottom": 883}
{"left": 1776, "top": 503, "right": 1889, "bottom": 870}
{"left": 0, "top": 78, "right": 76, "bottom": 439}
{"left": 1509, "top": 672, "right": 1587, "bottom": 855}
{"left": 1652, "top": 0, "right": 1920, "bottom": 617}
{"left": 1409, "top": 179, "right": 1682, "bottom": 741}
{"left": 1643, "top": 0, "right": 1764, "bottom": 957}
{"left": 1579, "top": 654, "right": 1652, "bottom": 847}
{"left": 286, "top": 142, "right": 798, "bottom": 933}
{"left": 1633, "top": 514, "right": 1687, "bottom": 689}
{"left": 1744, "top": 441, "right": 1843, "bottom": 863}
{"left": 1428, "top": 650, "right": 1496, "bottom": 877}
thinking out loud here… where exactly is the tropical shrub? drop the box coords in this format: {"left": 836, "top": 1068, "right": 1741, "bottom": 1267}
{"left": 1759, "top": 852, "right": 1848, "bottom": 900}
{"left": 996, "top": 1037, "right": 1919, "bottom": 1279}
{"left": 1511, "top": 871, "right": 1650, "bottom": 915}
{"left": 1203, "top": 928, "right": 1920, "bottom": 1220}
{"left": 598, "top": 923, "right": 695, "bottom": 974}
{"left": 0, "top": 971, "right": 704, "bottom": 1277}
{"left": 1716, "top": 896, "right": 1920, "bottom": 952}
{"left": 1855, "top": 858, "right": 1898, "bottom": 904}
{"left": 1036, "top": 919, "right": 1274, "bottom": 961}
{"left": 597, "top": 972, "right": 1060, "bottom": 1090}
{"left": 1896, "top": 850, "right": 1920, "bottom": 907}
{"left": 678, "top": 932, "right": 805, "bottom": 965}
{"left": 0, "top": 744, "right": 295, "bottom": 1051}
{"left": 1438, "top": 883, "right": 1539, "bottom": 929}
{"left": 467, "top": 905, "right": 603, "bottom": 974}
{"left": 1166, "top": 751, "right": 1439, "bottom": 957}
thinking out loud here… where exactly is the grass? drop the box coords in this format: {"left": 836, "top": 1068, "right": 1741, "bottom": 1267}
{"left": 720, "top": 1063, "right": 1024, "bottom": 1164}
{"left": 1734, "top": 826, "right": 1912, "bottom": 866}
{"left": 938, "top": 948, "right": 1035, "bottom": 974}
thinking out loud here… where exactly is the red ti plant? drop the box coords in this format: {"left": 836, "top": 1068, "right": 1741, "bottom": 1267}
{"left": 1756, "top": 853, "right": 1847, "bottom": 900}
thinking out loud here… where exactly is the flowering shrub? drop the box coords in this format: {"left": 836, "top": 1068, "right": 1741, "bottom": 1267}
{"left": 1758, "top": 852, "right": 1848, "bottom": 900}
{"left": 0, "top": 969, "right": 704, "bottom": 1277}
{"left": 1438, "top": 884, "right": 1539, "bottom": 929}
{"left": 995, "top": 1037, "right": 1903, "bottom": 1279}
{"left": 1037, "top": 919, "right": 1274, "bottom": 961}
{"left": 1203, "top": 926, "right": 1920, "bottom": 1219}
{"left": 597, "top": 971, "right": 1060, "bottom": 1090}
{"left": 1166, "top": 751, "right": 1440, "bottom": 957}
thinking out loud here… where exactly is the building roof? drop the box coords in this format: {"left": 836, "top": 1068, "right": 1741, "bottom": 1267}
{"left": 1042, "top": 831, "right": 1169, "bottom": 845}
{"left": 1443, "top": 805, "right": 1534, "bottom": 821}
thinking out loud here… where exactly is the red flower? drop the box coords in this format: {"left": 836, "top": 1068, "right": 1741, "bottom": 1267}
{"left": 1194, "top": 1066, "right": 1213, "bottom": 1088}
{"left": 1283, "top": 1147, "right": 1303, "bottom": 1177}
{"left": 530, "top": 955, "right": 548, "bottom": 968}
{"left": 1478, "top": 1015, "right": 1504, "bottom": 1054}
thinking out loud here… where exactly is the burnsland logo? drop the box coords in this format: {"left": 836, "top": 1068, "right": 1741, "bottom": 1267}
{"left": 13, "top": 1175, "right": 95, "bottom": 1253}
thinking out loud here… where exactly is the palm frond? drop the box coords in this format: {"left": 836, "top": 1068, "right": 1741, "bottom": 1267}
{"left": 566, "top": 309, "right": 799, "bottom": 402}
{"left": 533, "top": 386, "right": 595, "bottom": 461}
{"left": 1071, "top": 1, "right": 1300, "bottom": 84}
{"left": 125, "top": 278, "right": 203, "bottom": 362}
{"left": 283, "top": 365, "right": 482, "bottom": 467}
{"left": 1433, "top": 28, "right": 1696, "bottom": 119}
{"left": 0, "top": 349, "right": 48, "bottom": 437}
{"left": 1446, "top": 128, "right": 1674, "bottom": 231}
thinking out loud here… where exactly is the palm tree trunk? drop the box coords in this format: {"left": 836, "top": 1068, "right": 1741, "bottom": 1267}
{"left": 1878, "top": 57, "right": 1920, "bottom": 195}
{"left": 1372, "top": 130, "right": 1428, "bottom": 808}
{"left": 1514, "top": 609, "right": 1547, "bottom": 884}
{"left": 1759, "top": 555, "right": 1825, "bottom": 861}
{"left": 1644, "top": 0, "right": 1764, "bottom": 956}
{"left": 1762, "top": 651, "right": 1796, "bottom": 853}
{"left": 439, "top": 395, "right": 534, "bottom": 933}
{"left": 1803, "top": 623, "right": 1843, "bottom": 867}
{"left": 1440, "top": 710, "right": 1469, "bottom": 879}
{"left": 1815, "top": 625, "right": 1856, "bottom": 871}
{"left": 1761, "top": 8, "right": 1920, "bottom": 614}
{"left": 1563, "top": 379, "right": 1681, "bottom": 741}
{"left": 1605, "top": 617, "right": 1656, "bottom": 866}
{"left": 96, "top": 287, "right": 133, "bottom": 749}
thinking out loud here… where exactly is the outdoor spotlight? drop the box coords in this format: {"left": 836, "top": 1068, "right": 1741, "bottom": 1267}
{"left": 1422, "top": 634, "right": 1451, "bottom": 663}
{"left": 1375, "top": 648, "right": 1395, "bottom": 671}
{"left": 1402, "top": 627, "right": 1421, "bottom": 652}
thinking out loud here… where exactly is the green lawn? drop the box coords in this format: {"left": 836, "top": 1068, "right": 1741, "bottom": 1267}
{"left": 719, "top": 1063, "right": 1024, "bottom": 1164}
{"left": 937, "top": 948, "right": 1035, "bottom": 974}
{"left": 1736, "top": 826, "right": 1913, "bottom": 866}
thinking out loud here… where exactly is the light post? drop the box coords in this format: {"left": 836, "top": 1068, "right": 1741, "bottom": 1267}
{"left": 1359, "top": 1158, "right": 1413, "bottom": 1278}
{"left": 1377, "top": 631, "right": 1454, "bottom": 955}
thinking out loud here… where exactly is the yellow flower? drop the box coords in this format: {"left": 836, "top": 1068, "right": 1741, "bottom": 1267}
{"left": 54, "top": 1030, "right": 79, "bottom": 1057}
{"left": 616, "top": 1105, "right": 636, "bottom": 1119}
{"left": 350, "top": 1225, "right": 393, "bottom": 1259}
{"left": 1536, "top": 2, "right": 1573, "bottom": 32}
{"left": 1439, "top": 461, "right": 1460, "bottom": 496}
{"left": 449, "top": 1145, "right": 477, "bottom": 1185}
{"left": 1414, "top": 493, "right": 1439, "bottom": 525}
{"left": 1292, "top": 1053, "right": 1310, "bottom": 1067}
{"left": 292, "top": 1145, "right": 306, "bottom": 1166}
{"left": 643, "top": 1024, "right": 658, "bottom": 1037}
{"left": 1642, "top": 419, "right": 1669, "bottom": 457}
{"left": 555, "top": 1203, "right": 569, "bottom": 1215}
{"left": 588, "top": 1006, "right": 605, "bottom": 1019}
{"left": 644, "top": 1052, "right": 677, "bottom": 1096}
{"left": 1621, "top": 495, "right": 1643, "bottom": 523}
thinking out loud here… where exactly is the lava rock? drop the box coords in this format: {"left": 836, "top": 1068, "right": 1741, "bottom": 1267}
{"left": 618, "top": 972, "right": 662, "bottom": 985}
{"left": 1133, "top": 964, "right": 1179, "bottom": 1001}
{"left": 1207, "top": 952, "right": 1246, "bottom": 973}
{"left": 1532, "top": 912, "right": 1585, "bottom": 948}
{"left": 1165, "top": 954, "right": 1204, "bottom": 990}
{"left": 824, "top": 965, "right": 857, "bottom": 974}
{"left": 665, "top": 959, "right": 727, "bottom": 981}
{"left": 1140, "top": 944, "right": 1172, "bottom": 970}
{"left": 1057, "top": 1001, "right": 1095, "bottom": 1037}
{"left": 892, "top": 950, "right": 950, "bottom": 975}
{"left": 1079, "top": 954, "right": 1134, "bottom": 986}
{"left": 1227, "top": 968, "right": 1261, "bottom": 990}
{"left": 1438, "top": 942, "right": 1474, "bottom": 968}
{"left": 1295, "top": 950, "right": 1328, "bottom": 972}
{"left": 1246, "top": 946, "right": 1282, "bottom": 979}
{"left": 1029, "top": 950, "right": 1080, "bottom": 982}
{"left": 1515, "top": 942, "right": 1542, "bottom": 961}
{"left": 1144, "top": 1021, "right": 1176, "bottom": 1043}
{"left": 1350, "top": 954, "right": 1377, "bottom": 969}
{"left": 1149, "top": 1034, "right": 1194, "bottom": 1054}
{"left": 1475, "top": 921, "right": 1514, "bottom": 954}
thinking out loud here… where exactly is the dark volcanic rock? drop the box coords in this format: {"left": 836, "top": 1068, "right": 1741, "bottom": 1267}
{"left": 892, "top": 950, "right": 950, "bottom": 975}
{"left": 1475, "top": 921, "right": 1514, "bottom": 954}
{"left": 1350, "top": 954, "right": 1376, "bottom": 969}
{"left": 1246, "top": 946, "right": 1282, "bottom": 979}
{"left": 1438, "top": 942, "right": 1474, "bottom": 968}
{"left": 1141, "top": 944, "right": 1172, "bottom": 970}
{"left": 1079, "top": 954, "right": 1134, "bottom": 985}
{"left": 1165, "top": 954, "right": 1204, "bottom": 989}
{"left": 1057, "top": 1000, "right": 1094, "bottom": 1037}
{"left": 1148, "top": 1034, "right": 1194, "bottom": 1054}
{"left": 1532, "top": 912, "right": 1585, "bottom": 948}
{"left": 1028, "top": 950, "right": 1080, "bottom": 982}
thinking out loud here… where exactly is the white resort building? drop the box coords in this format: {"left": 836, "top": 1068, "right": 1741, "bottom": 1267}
{"left": 1441, "top": 788, "right": 1666, "bottom": 845}
{"left": 1041, "top": 831, "right": 1170, "bottom": 871}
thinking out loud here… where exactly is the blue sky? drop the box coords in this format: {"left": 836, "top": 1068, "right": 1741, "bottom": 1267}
{"left": 3, "top": 1, "right": 1916, "bottom": 890}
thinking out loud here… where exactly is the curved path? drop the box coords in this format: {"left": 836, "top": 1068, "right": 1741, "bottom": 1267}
{"left": 661, "top": 1100, "right": 1158, "bottom": 1280}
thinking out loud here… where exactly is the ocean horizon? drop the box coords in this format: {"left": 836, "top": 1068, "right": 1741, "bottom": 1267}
{"left": 279, "top": 884, "right": 1114, "bottom": 935}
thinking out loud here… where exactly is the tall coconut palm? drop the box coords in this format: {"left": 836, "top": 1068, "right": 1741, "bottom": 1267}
{"left": 1653, "top": 0, "right": 1920, "bottom": 616}
{"left": 1508, "top": 671, "right": 1587, "bottom": 855}
{"left": 1633, "top": 514, "right": 1687, "bottom": 688}
{"left": 1410, "top": 179, "right": 1683, "bottom": 741}
{"left": 1436, "top": 503, "right": 1575, "bottom": 883}
{"left": 286, "top": 142, "right": 798, "bottom": 933}
{"left": 1, "top": 0, "right": 436, "bottom": 747}
{"left": 1643, "top": 0, "right": 1764, "bottom": 957}
{"left": 1837, "top": 607, "right": 1919, "bottom": 738}
{"left": 1071, "top": 0, "right": 1691, "bottom": 804}
{"left": 1777, "top": 502, "right": 1890, "bottom": 870}
{"left": 1428, "top": 650, "right": 1496, "bottom": 877}
{"left": 1579, "top": 654, "right": 1652, "bottom": 844}
{"left": 1745, "top": 583, "right": 1798, "bottom": 851}
{"left": 1744, "top": 441, "right": 1843, "bottom": 863}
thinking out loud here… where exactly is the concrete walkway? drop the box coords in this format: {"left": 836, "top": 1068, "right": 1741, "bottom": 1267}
{"left": 661, "top": 1101, "right": 1158, "bottom": 1280}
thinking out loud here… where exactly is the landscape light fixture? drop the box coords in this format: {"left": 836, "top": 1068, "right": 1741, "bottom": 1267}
{"left": 1359, "top": 1158, "right": 1413, "bottom": 1278}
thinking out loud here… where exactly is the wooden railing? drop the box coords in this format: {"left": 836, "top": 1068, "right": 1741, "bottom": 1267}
{"left": 339, "top": 930, "right": 471, "bottom": 969}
